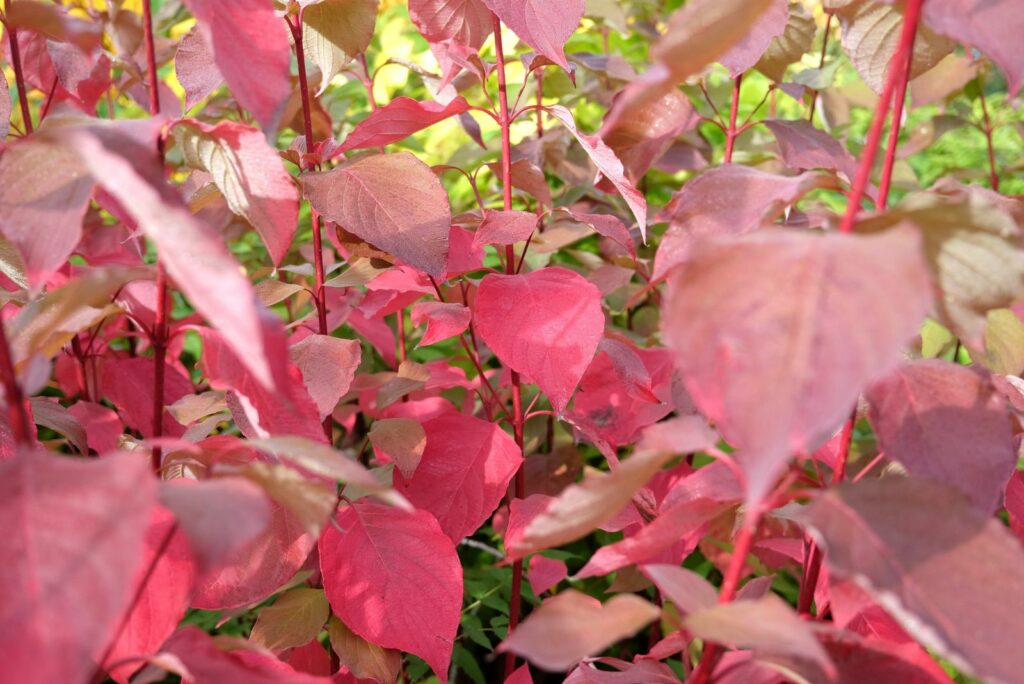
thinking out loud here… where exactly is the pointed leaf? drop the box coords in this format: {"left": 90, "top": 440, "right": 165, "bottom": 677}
{"left": 176, "top": 26, "right": 223, "bottom": 111}
{"left": 474, "top": 209, "right": 539, "bottom": 246}
{"left": 368, "top": 418, "right": 427, "bottom": 478}
{"left": 662, "top": 226, "right": 932, "bottom": 505}
{"left": 289, "top": 335, "right": 361, "bottom": 421}
{"left": 528, "top": 556, "right": 568, "bottom": 596}
{"left": 642, "top": 564, "right": 718, "bottom": 616}
{"left": 326, "top": 616, "right": 402, "bottom": 684}
{"left": 482, "top": 0, "right": 584, "bottom": 71}
{"left": 339, "top": 96, "right": 471, "bottom": 151}
{"left": 755, "top": 3, "right": 816, "bottom": 81}
{"left": 599, "top": 87, "right": 695, "bottom": 185}
{"left": 409, "top": 0, "right": 492, "bottom": 49}
{"left": 475, "top": 267, "right": 604, "bottom": 414}
{"left": 159, "top": 627, "right": 331, "bottom": 683}
{"left": 763, "top": 119, "right": 858, "bottom": 180}
{"left": 410, "top": 301, "right": 471, "bottom": 346}
{"left": 303, "top": 0, "right": 378, "bottom": 95}
{"left": 250, "top": 588, "right": 330, "bottom": 653}
{"left": 718, "top": 0, "right": 789, "bottom": 77}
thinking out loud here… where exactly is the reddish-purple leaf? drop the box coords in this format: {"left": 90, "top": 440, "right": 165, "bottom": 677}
{"left": 160, "top": 477, "right": 272, "bottom": 574}
{"left": 565, "top": 659, "right": 679, "bottom": 684}
{"left": 497, "top": 590, "right": 660, "bottom": 671}
{"left": 176, "top": 25, "right": 223, "bottom": 111}
{"left": 409, "top": 0, "right": 493, "bottom": 48}
{"left": 57, "top": 119, "right": 290, "bottom": 392}
{"left": 599, "top": 87, "right": 695, "bottom": 185}
{"left": 654, "top": 164, "right": 830, "bottom": 279}
{"left": 0, "top": 70, "right": 10, "bottom": 139}
{"left": 338, "top": 96, "right": 471, "bottom": 152}
{"left": 67, "top": 401, "right": 123, "bottom": 455}
{"left": 718, "top": 0, "right": 789, "bottom": 76}
{"left": 528, "top": 555, "right": 568, "bottom": 596}
{"left": 410, "top": 301, "right": 471, "bottom": 346}
{"left": 0, "top": 450, "right": 156, "bottom": 684}
{"left": 506, "top": 663, "right": 534, "bottom": 684}
{"left": 921, "top": 0, "right": 1023, "bottom": 95}
{"left": 289, "top": 335, "right": 361, "bottom": 421}
{"left": 474, "top": 209, "right": 539, "bottom": 246}
{"left": 803, "top": 477, "right": 1024, "bottom": 684}
{"left": 320, "top": 503, "right": 462, "bottom": 681}
{"left": 866, "top": 359, "right": 1016, "bottom": 514}
{"left": 546, "top": 105, "right": 647, "bottom": 238}
{"left": 482, "top": 0, "right": 584, "bottom": 71}
{"left": 394, "top": 411, "right": 521, "bottom": 541}
{"left": 303, "top": 152, "right": 451, "bottom": 277}
{"left": 103, "top": 357, "right": 194, "bottom": 439}
{"left": 101, "top": 507, "right": 194, "bottom": 684}
{"left": 181, "top": 0, "right": 292, "bottom": 133}
{"left": 475, "top": 267, "right": 604, "bottom": 413}
{"left": 174, "top": 119, "right": 300, "bottom": 265}
{"left": 46, "top": 42, "right": 112, "bottom": 113}
{"left": 763, "top": 119, "right": 858, "bottom": 181}
{"left": 1006, "top": 471, "right": 1024, "bottom": 544}
{"left": 642, "top": 564, "right": 718, "bottom": 615}
{"left": 662, "top": 226, "right": 932, "bottom": 505}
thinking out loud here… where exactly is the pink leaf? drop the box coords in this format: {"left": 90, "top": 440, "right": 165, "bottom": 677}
{"left": 67, "top": 401, "right": 123, "bottom": 455}
{"left": 338, "top": 96, "right": 471, "bottom": 152}
{"left": 175, "top": 119, "right": 300, "bottom": 265}
{"left": 506, "top": 663, "right": 534, "bottom": 684}
{"left": 160, "top": 477, "right": 272, "bottom": 574}
{"left": 474, "top": 267, "right": 604, "bottom": 413}
{"left": 482, "top": 0, "right": 584, "bottom": 71}
{"left": 565, "top": 659, "right": 679, "bottom": 684}
{"left": 394, "top": 411, "right": 521, "bottom": 541}
{"left": 599, "top": 87, "right": 695, "bottom": 185}
{"left": 763, "top": 119, "right": 858, "bottom": 181}
{"left": 409, "top": 0, "right": 493, "bottom": 49}
{"left": 103, "top": 357, "right": 194, "bottom": 439}
{"left": 654, "top": 164, "right": 831, "bottom": 279}
{"left": 496, "top": 590, "right": 660, "bottom": 671}
{"left": 101, "top": 507, "right": 195, "bottom": 684}
{"left": 661, "top": 226, "right": 932, "bottom": 505}
{"left": 474, "top": 209, "right": 539, "bottom": 246}
{"left": 642, "top": 564, "right": 718, "bottom": 615}
{"left": 290, "top": 335, "right": 362, "bottom": 420}
{"left": 528, "top": 555, "right": 568, "bottom": 596}
{"left": 921, "top": 0, "right": 1024, "bottom": 95}
{"left": 320, "top": 503, "right": 462, "bottom": 681}
{"left": 546, "top": 105, "right": 647, "bottom": 238}
{"left": 410, "top": 301, "right": 471, "bottom": 346}
{"left": 1006, "top": 471, "right": 1024, "bottom": 544}
{"left": 802, "top": 477, "right": 1024, "bottom": 684}
{"left": 181, "top": 0, "right": 292, "bottom": 133}
{"left": 303, "top": 152, "right": 452, "bottom": 277}
{"left": 57, "top": 119, "right": 290, "bottom": 392}
{"left": 717, "top": 0, "right": 789, "bottom": 77}
{"left": 0, "top": 70, "right": 9, "bottom": 139}
{"left": 0, "top": 450, "right": 156, "bottom": 684}
{"left": 866, "top": 360, "right": 1017, "bottom": 514}
{"left": 175, "top": 26, "right": 223, "bottom": 111}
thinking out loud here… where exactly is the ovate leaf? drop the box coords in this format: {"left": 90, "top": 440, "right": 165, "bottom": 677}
{"left": 338, "top": 96, "right": 471, "bottom": 152}
{"left": 303, "top": 0, "right": 379, "bottom": 95}
{"left": 718, "top": 0, "right": 789, "bottom": 77}
{"left": 327, "top": 616, "right": 402, "bottom": 684}
{"left": 409, "top": 0, "right": 492, "bottom": 49}
{"left": 481, "top": 0, "right": 584, "bottom": 71}
{"left": 755, "top": 2, "right": 816, "bottom": 81}
{"left": 250, "top": 588, "right": 330, "bottom": 653}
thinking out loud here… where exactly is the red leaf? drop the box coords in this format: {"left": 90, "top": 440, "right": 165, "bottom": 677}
{"left": 866, "top": 360, "right": 1017, "bottom": 514}
{"left": 394, "top": 412, "right": 521, "bottom": 541}
{"left": 528, "top": 555, "right": 568, "bottom": 596}
{"left": 654, "top": 164, "right": 830, "bottom": 279}
{"left": 410, "top": 301, "right": 471, "bottom": 346}
{"left": 506, "top": 663, "right": 534, "bottom": 684}
{"left": 474, "top": 209, "right": 539, "bottom": 246}
{"left": 159, "top": 627, "right": 332, "bottom": 683}
{"left": 1006, "top": 471, "right": 1024, "bottom": 544}
{"left": 922, "top": 0, "right": 1024, "bottom": 95}
{"left": 496, "top": 590, "right": 660, "bottom": 671}
{"left": 160, "top": 478, "right": 272, "bottom": 574}
{"left": 101, "top": 507, "right": 194, "bottom": 684}
{"left": 175, "top": 26, "right": 223, "bottom": 111}
{"left": 320, "top": 503, "right": 462, "bottom": 681}
{"left": 103, "top": 357, "right": 194, "bottom": 439}
{"left": 662, "top": 227, "right": 931, "bottom": 505}
{"left": 482, "top": 0, "right": 584, "bottom": 71}
{"left": 303, "top": 152, "right": 452, "bottom": 277}
{"left": 67, "top": 401, "right": 123, "bottom": 454}
{"left": 338, "top": 96, "right": 471, "bottom": 152}
{"left": 181, "top": 0, "right": 292, "bottom": 133}
{"left": 0, "top": 450, "right": 156, "bottom": 684}
{"left": 763, "top": 119, "right": 858, "bottom": 181}
{"left": 290, "top": 335, "right": 362, "bottom": 421}
{"left": 642, "top": 564, "right": 718, "bottom": 615}
{"left": 57, "top": 119, "right": 290, "bottom": 392}
{"left": 175, "top": 119, "right": 300, "bottom": 265}
{"left": 409, "top": 0, "right": 493, "bottom": 49}
{"left": 717, "top": 0, "right": 789, "bottom": 77}
{"left": 599, "top": 87, "right": 695, "bottom": 185}
{"left": 474, "top": 267, "right": 604, "bottom": 413}
{"left": 802, "top": 477, "right": 1024, "bottom": 684}
{"left": 546, "top": 105, "right": 647, "bottom": 238}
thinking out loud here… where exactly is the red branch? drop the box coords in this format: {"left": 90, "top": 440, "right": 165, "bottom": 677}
{"left": 977, "top": 74, "right": 1000, "bottom": 192}
{"left": 723, "top": 74, "right": 743, "bottom": 164}
{"left": 4, "top": 20, "right": 34, "bottom": 134}
{"left": 0, "top": 318, "right": 31, "bottom": 444}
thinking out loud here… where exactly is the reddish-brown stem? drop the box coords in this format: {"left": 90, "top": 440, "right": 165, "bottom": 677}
{"left": 5, "top": 20, "right": 34, "bottom": 134}
{"left": 723, "top": 74, "right": 743, "bottom": 164}
{"left": 397, "top": 312, "right": 407, "bottom": 363}
{"left": 837, "top": 0, "right": 923, "bottom": 234}
{"left": 535, "top": 70, "right": 544, "bottom": 136}
{"left": 877, "top": 22, "right": 918, "bottom": 209}
{"left": 494, "top": 14, "right": 527, "bottom": 679}
{"left": 0, "top": 317, "right": 32, "bottom": 445}
{"left": 141, "top": 0, "right": 160, "bottom": 116}
{"left": 690, "top": 505, "right": 765, "bottom": 684}
{"left": 807, "top": 14, "right": 833, "bottom": 123}
{"left": 977, "top": 74, "right": 1000, "bottom": 192}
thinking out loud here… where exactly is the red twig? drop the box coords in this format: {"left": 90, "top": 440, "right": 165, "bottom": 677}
{"left": 977, "top": 73, "right": 1000, "bottom": 192}
{"left": 877, "top": 26, "right": 917, "bottom": 209}
{"left": 723, "top": 74, "right": 743, "bottom": 164}
{"left": 494, "top": 14, "right": 528, "bottom": 680}
{"left": 837, "top": 0, "right": 924, "bottom": 234}
{"left": 4, "top": 20, "right": 34, "bottom": 134}
{"left": 807, "top": 14, "right": 833, "bottom": 123}
{"left": 0, "top": 318, "right": 31, "bottom": 445}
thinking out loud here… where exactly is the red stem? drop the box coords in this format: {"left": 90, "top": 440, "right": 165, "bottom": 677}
{"left": 977, "top": 75, "right": 1000, "bottom": 192}
{"left": 807, "top": 14, "right": 833, "bottom": 123}
{"left": 494, "top": 15, "right": 528, "bottom": 680}
{"left": 141, "top": 0, "right": 160, "bottom": 116}
{"left": 5, "top": 21, "right": 34, "bottom": 134}
{"left": 877, "top": 25, "right": 917, "bottom": 209}
{"left": 723, "top": 74, "right": 743, "bottom": 164}
{"left": 837, "top": 0, "right": 924, "bottom": 234}
{"left": 0, "top": 317, "right": 31, "bottom": 445}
